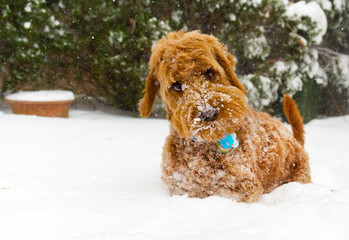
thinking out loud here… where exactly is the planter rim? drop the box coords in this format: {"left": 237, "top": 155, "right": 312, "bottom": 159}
{"left": 5, "top": 90, "right": 75, "bottom": 102}
{"left": 5, "top": 99, "right": 74, "bottom": 105}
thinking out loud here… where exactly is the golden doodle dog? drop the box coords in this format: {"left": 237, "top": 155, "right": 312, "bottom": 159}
{"left": 139, "top": 30, "right": 311, "bottom": 203}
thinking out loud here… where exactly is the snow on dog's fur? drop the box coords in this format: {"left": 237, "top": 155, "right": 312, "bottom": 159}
{"left": 139, "top": 30, "right": 311, "bottom": 202}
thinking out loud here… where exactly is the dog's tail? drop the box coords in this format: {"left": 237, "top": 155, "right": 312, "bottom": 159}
{"left": 283, "top": 94, "right": 305, "bottom": 146}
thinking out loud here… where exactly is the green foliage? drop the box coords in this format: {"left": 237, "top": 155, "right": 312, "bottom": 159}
{"left": 0, "top": 0, "right": 72, "bottom": 93}
{"left": 0, "top": 0, "right": 348, "bottom": 117}
{"left": 0, "top": 0, "right": 171, "bottom": 111}
{"left": 315, "top": 0, "right": 349, "bottom": 93}
{"left": 61, "top": 0, "right": 171, "bottom": 110}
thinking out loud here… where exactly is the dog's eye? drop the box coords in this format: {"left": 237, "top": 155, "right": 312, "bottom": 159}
{"left": 204, "top": 68, "right": 215, "bottom": 80}
{"left": 172, "top": 82, "right": 182, "bottom": 92}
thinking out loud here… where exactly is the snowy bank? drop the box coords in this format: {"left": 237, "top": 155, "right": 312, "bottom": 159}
{"left": 0, "top": 111, "right": 348, "bottom": 240}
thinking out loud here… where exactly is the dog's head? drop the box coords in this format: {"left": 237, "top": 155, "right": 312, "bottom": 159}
{"left": 139, "top": 30, "right": 248, "bottom": 142}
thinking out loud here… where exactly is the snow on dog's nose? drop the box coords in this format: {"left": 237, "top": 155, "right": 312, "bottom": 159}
{"left": 200, "top": 107, "right": 219, "bottom": 122}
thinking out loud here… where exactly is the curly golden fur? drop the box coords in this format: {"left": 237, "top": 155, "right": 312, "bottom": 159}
{"left": 139, "top": 30, "right": 311, "bottom": 203}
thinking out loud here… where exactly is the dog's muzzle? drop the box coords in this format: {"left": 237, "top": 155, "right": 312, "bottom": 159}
{"left": 200, "top": 107, "right": 219, "bottom": 122}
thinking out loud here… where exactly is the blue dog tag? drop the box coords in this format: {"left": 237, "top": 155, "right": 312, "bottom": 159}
{"left": 216, "top": 133, "right": 239, "bottom": 153}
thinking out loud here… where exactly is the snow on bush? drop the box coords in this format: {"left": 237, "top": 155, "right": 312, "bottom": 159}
{"left": 239, "top": 0, "right": 348, "bottom": 114}
{"left": 301, "top": 48, "right": 327, "bottom": 86}
{"left": 244, "top": 34, "right": 270, "bottom": 60}
{"left": 241, "top": 74, "right": 278, "bottom": 109}
{"left": 285, "top": 1, "right": 327, "bottom": 44}
{"left": 336, "top": 54, "right": 349, "bottom": 94}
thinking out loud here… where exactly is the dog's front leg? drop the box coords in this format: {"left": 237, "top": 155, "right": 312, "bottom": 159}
{"left": 224, "top": 165, "right": 264, "bottom": 203}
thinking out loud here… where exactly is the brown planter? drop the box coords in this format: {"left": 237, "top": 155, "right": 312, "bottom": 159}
{"left": 5, "top": 99, "right": 73, "bottom": 118}
{"left": 5, "top": 91, "right": 75, "bottom": 118}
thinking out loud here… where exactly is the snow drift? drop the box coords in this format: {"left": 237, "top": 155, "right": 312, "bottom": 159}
{"left": 0, "top": 110, "right": 348, "bottom": 240}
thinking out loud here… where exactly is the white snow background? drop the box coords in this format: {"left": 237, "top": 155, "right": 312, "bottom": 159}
{"left": 1, "top": 110, "right": 349, "bottom": 240}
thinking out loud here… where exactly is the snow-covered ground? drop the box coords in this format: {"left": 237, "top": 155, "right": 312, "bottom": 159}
{"left": 1, "top": 110, "right": 349, "bottom": 240}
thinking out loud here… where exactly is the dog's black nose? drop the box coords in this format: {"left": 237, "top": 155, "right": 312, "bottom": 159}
{"left": 200, "top": 107, "right": 219, "bottom": 122}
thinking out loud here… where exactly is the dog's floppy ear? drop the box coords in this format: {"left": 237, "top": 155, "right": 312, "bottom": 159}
{"left": 215, "top": 49, "right": 248, "bottom": 94}
{"left": 138, "top": 70, "right": 160, "bottom": 118}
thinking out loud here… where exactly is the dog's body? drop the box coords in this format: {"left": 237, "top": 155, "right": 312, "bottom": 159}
{"left": 139, "top": 30, "right": 311, "bottom": 202}
{"left": 162, "top": 105, "right": 310, "bottom": 202}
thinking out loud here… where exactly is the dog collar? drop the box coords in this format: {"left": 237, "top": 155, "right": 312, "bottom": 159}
{"left": 191, "top": 132, "right": 239, "bottom": 154}
{"left": 216, "top": 133, "right": 239, "bottom": 153}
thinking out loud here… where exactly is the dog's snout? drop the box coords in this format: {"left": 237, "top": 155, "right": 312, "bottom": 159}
{"left": 200, "top": 107, "right": 219, "bottom": 122}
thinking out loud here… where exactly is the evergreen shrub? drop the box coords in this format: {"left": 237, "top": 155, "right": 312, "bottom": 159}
{"left": 0, "top": 0, "right": 348, "bottom": 118}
